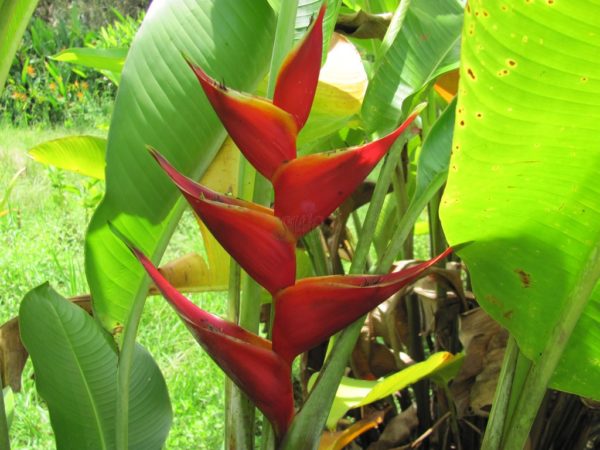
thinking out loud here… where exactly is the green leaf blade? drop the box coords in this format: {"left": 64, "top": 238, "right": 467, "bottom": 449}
{"left": 361, "top": 0, "right": 463, "bottom": 134}
{"left": 317, "top": 352, "right": 462, "bottom": 429}
{"left": 85, "top": 0, "right": 276, "bottom": 333}
{"left": 20, "top": 284, "right": 117, "bottom": 449}
{"left": 440, "top": 0, "right": 600, "bottom": 399}
{"left": 19, "top": 284, "right": 172, "bottom": 449}
{"left": 0, "top": 0, "right": 39, "bottom": 93}
{"left": 28, "top": 136, "right": 107, "bottom": 180}
{"left": 51, "top": 47, "right": 128, "bottom": 76}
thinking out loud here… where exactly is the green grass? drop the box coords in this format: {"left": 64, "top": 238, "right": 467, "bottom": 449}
{"left": 0, "top": 125, "right": 226, "bottom": 449}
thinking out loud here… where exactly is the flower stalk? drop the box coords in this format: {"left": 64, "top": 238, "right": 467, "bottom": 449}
{"left": 114, "top": 5, "right": 454, "bottom": 444}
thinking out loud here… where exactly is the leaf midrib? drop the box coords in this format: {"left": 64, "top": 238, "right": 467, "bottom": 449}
{"left": 49, "top": 302, "right": 110, "bottom": 450}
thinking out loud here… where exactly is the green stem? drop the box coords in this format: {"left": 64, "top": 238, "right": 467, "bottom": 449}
{"left": 500, "top": 245, "right": 600, "bottom": 449}
{"left": 302, "top": 228, "right": 331, "bottom": 276}
{"left": 351, "top": 137, "right": 406, "bottom": 273}
{"left": 225, "top": 258, "right": 254, "bottom": 449}
{"left": 115, "top": 283, "right": 149, "bottom": 450}
{"left": 480, "top": 336, "right": 520, "bottom": 450}
{"left": 443, "top": 386, "right": 462, "bottom": 450}
{"left": 0, "top": 388, "right": 10, "bottom": 450}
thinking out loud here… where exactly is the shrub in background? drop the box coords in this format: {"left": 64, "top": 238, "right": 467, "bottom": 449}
{"left": 0, "top": 7, "right": 143, "bottom": 128}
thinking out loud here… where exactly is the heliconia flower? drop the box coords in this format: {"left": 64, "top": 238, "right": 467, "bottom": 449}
{"left": 272, "top": 106, "right": 424, "bottom": 237}
{"left": 186, "top": 5, "right": 325, "bottom": 180}
{"left": 273, "top": 5, "right": 325, "bottom": 129}
{"left": 148, "top": 148, "right": 296, "bottom": 294}
{"left": 271, "top": 247, "right": 453, "bottom": 365}
{"left": 112, "top": 226, "right": 295, "bottom": 439}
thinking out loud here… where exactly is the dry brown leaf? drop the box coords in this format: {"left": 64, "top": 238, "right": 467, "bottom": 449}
{"left": 335, "top": 11, "right": 392, "bottom": 39}
{"left": 0, "top": 318, "right": 27, "bottom": 391}
{"left": 367, "top": 406, "right": 418, "bottom": 450}
{"left": 319, "top": 410, "right": 386, "bottom": 450}
{"left": 451, "top": 308, "right": 508, "bottom": 417}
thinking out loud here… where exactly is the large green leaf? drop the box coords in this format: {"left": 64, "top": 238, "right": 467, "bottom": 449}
{"left": 440, "top": 0, "right": 600, "bottom": 399}
{"left": 85, "top": 0, "right": 276, "bottom": 333}
{"left": 20, "top": 284, "right": 172, "bottom": 449}
{"left": 0, "top": 0, "right": 38, "bottom": 93}
{"left": 28, "top": 135, "right": 106, "bottom": 180}
{"left": 361, "top": 0, "right": 463, "bottom": 134}
{"left": 310, "top": 352, "right": 462, "bottom": 429}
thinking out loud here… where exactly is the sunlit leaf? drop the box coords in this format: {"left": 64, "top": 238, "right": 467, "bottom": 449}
{"left": 2, "top": 387, "right": 14, "bottom": 430}
{"left": 298, "top": 33, "right": 368, "bottom": 148}
{"left": 28, "top": 136, "right": 106, "bottom": 180}
{"left": 310, "top": 351, "right": 461, "bottom": 429}
{"left": 441, "top": 0, "right": 600, "bottom": 399}
{"left": 51, "top": 47, "right": 127, "bottom": 81}
{"left": 361, "top": 0, "right": 463, "bottom": 134}
{"left": 0, "top": 0, "right": 38, "bottom": 93}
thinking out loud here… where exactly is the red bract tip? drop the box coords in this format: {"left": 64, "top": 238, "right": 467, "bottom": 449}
{"left": 187, "top": 59, "right": 297, "bottom": 180}
{"left": 272, "top": 248, "right": 453, "bottom": 364}
{"left": 148, "top": 147, "right": 273, "bottom": 215}
{"left": 272, "top": 112, "right": 419, "bottom": 238}
{"left": 114, "top": 232, "right": 295, "bottom": 438}
{"left": 149, "top": 149, "right": 296, "bottom": 294}
{"left": 273, "top": 5, "right": 325, "bottom": 130}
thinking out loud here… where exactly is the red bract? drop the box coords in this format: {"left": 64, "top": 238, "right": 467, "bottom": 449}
{"left": 188, "top": 60, "right": 297, "bottom": 180}
{"left": 114, "top": 229, "right": 295, "bottom": 439}
{"left": 272, "top": 247, "right": 453, "bottom": 364}
{"left": 273, "top": 6, "right": 325, "bottom": 129}
{"left": 272, "top": 110, "right": 422, "bottom": 237}
{"left": 149, "top": 149, "right": 296, "bottom": 294}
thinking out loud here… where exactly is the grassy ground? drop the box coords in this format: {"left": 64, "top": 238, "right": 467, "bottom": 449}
{"left": 0, "top": 125, "right": 225, "bottom": 449}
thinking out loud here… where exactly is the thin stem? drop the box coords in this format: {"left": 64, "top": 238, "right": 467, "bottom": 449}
{"left": 302, "top": 228, "right": 330, "bottom": 276}
{"left": 0, "top": 388, "right": 11, "bottom": 450}
{"left": 352, "top": 137, "right": 406, "bottom": 274}
{"left": 442, "top": 386, "right": 463, "bottom": 450}
{"left": 406, "top": 292, "right": 431, "bottom": 439}
{"left": 480, "top": 336, "right": 520, "bottom": 450}
{"left": 116, "top": 284, "right": 149, "bottom": 450}
{"left": 224, "top": 259, "right": 253, "bottom": 449}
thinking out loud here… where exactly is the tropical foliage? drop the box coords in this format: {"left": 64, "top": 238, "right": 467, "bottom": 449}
{"left": 1, "top": 0, "right": 599, "bottom": 449}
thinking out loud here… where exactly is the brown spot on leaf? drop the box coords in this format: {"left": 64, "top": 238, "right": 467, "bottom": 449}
{"left": 484, "top": 294, "right": 502, "bottom": 307}
{"left": 503, "top": 310, "right": 514, "bottom": 319}
{"left": 467, "top": 68, "right": 476, "bottom": 80}
{"left": 514, "top": 269, "right": 531, "bottom": 287}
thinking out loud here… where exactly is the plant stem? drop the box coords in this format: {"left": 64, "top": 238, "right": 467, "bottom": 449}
{"left": 480, "top": 336, "right": 520, "bottom": 450}
{"left": 303, "top": 228, "right": 330, "bottom": 276}
{"left": 352, "top": 137, "right": 406, "bottom": 273}
{"left": 224, "top": 259, "right": 254, "bottom": 449}
{"left": 406, "top": 292, "right": 431, "bottom": 439}
{"left": 0, "top": 388, "right": 10, "bottom": 450}
{"left": 500, "top": 245, "right": 600, "bottom": 449}
{"left": 115, "top": 282, "right": 150, "bottom": 450}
